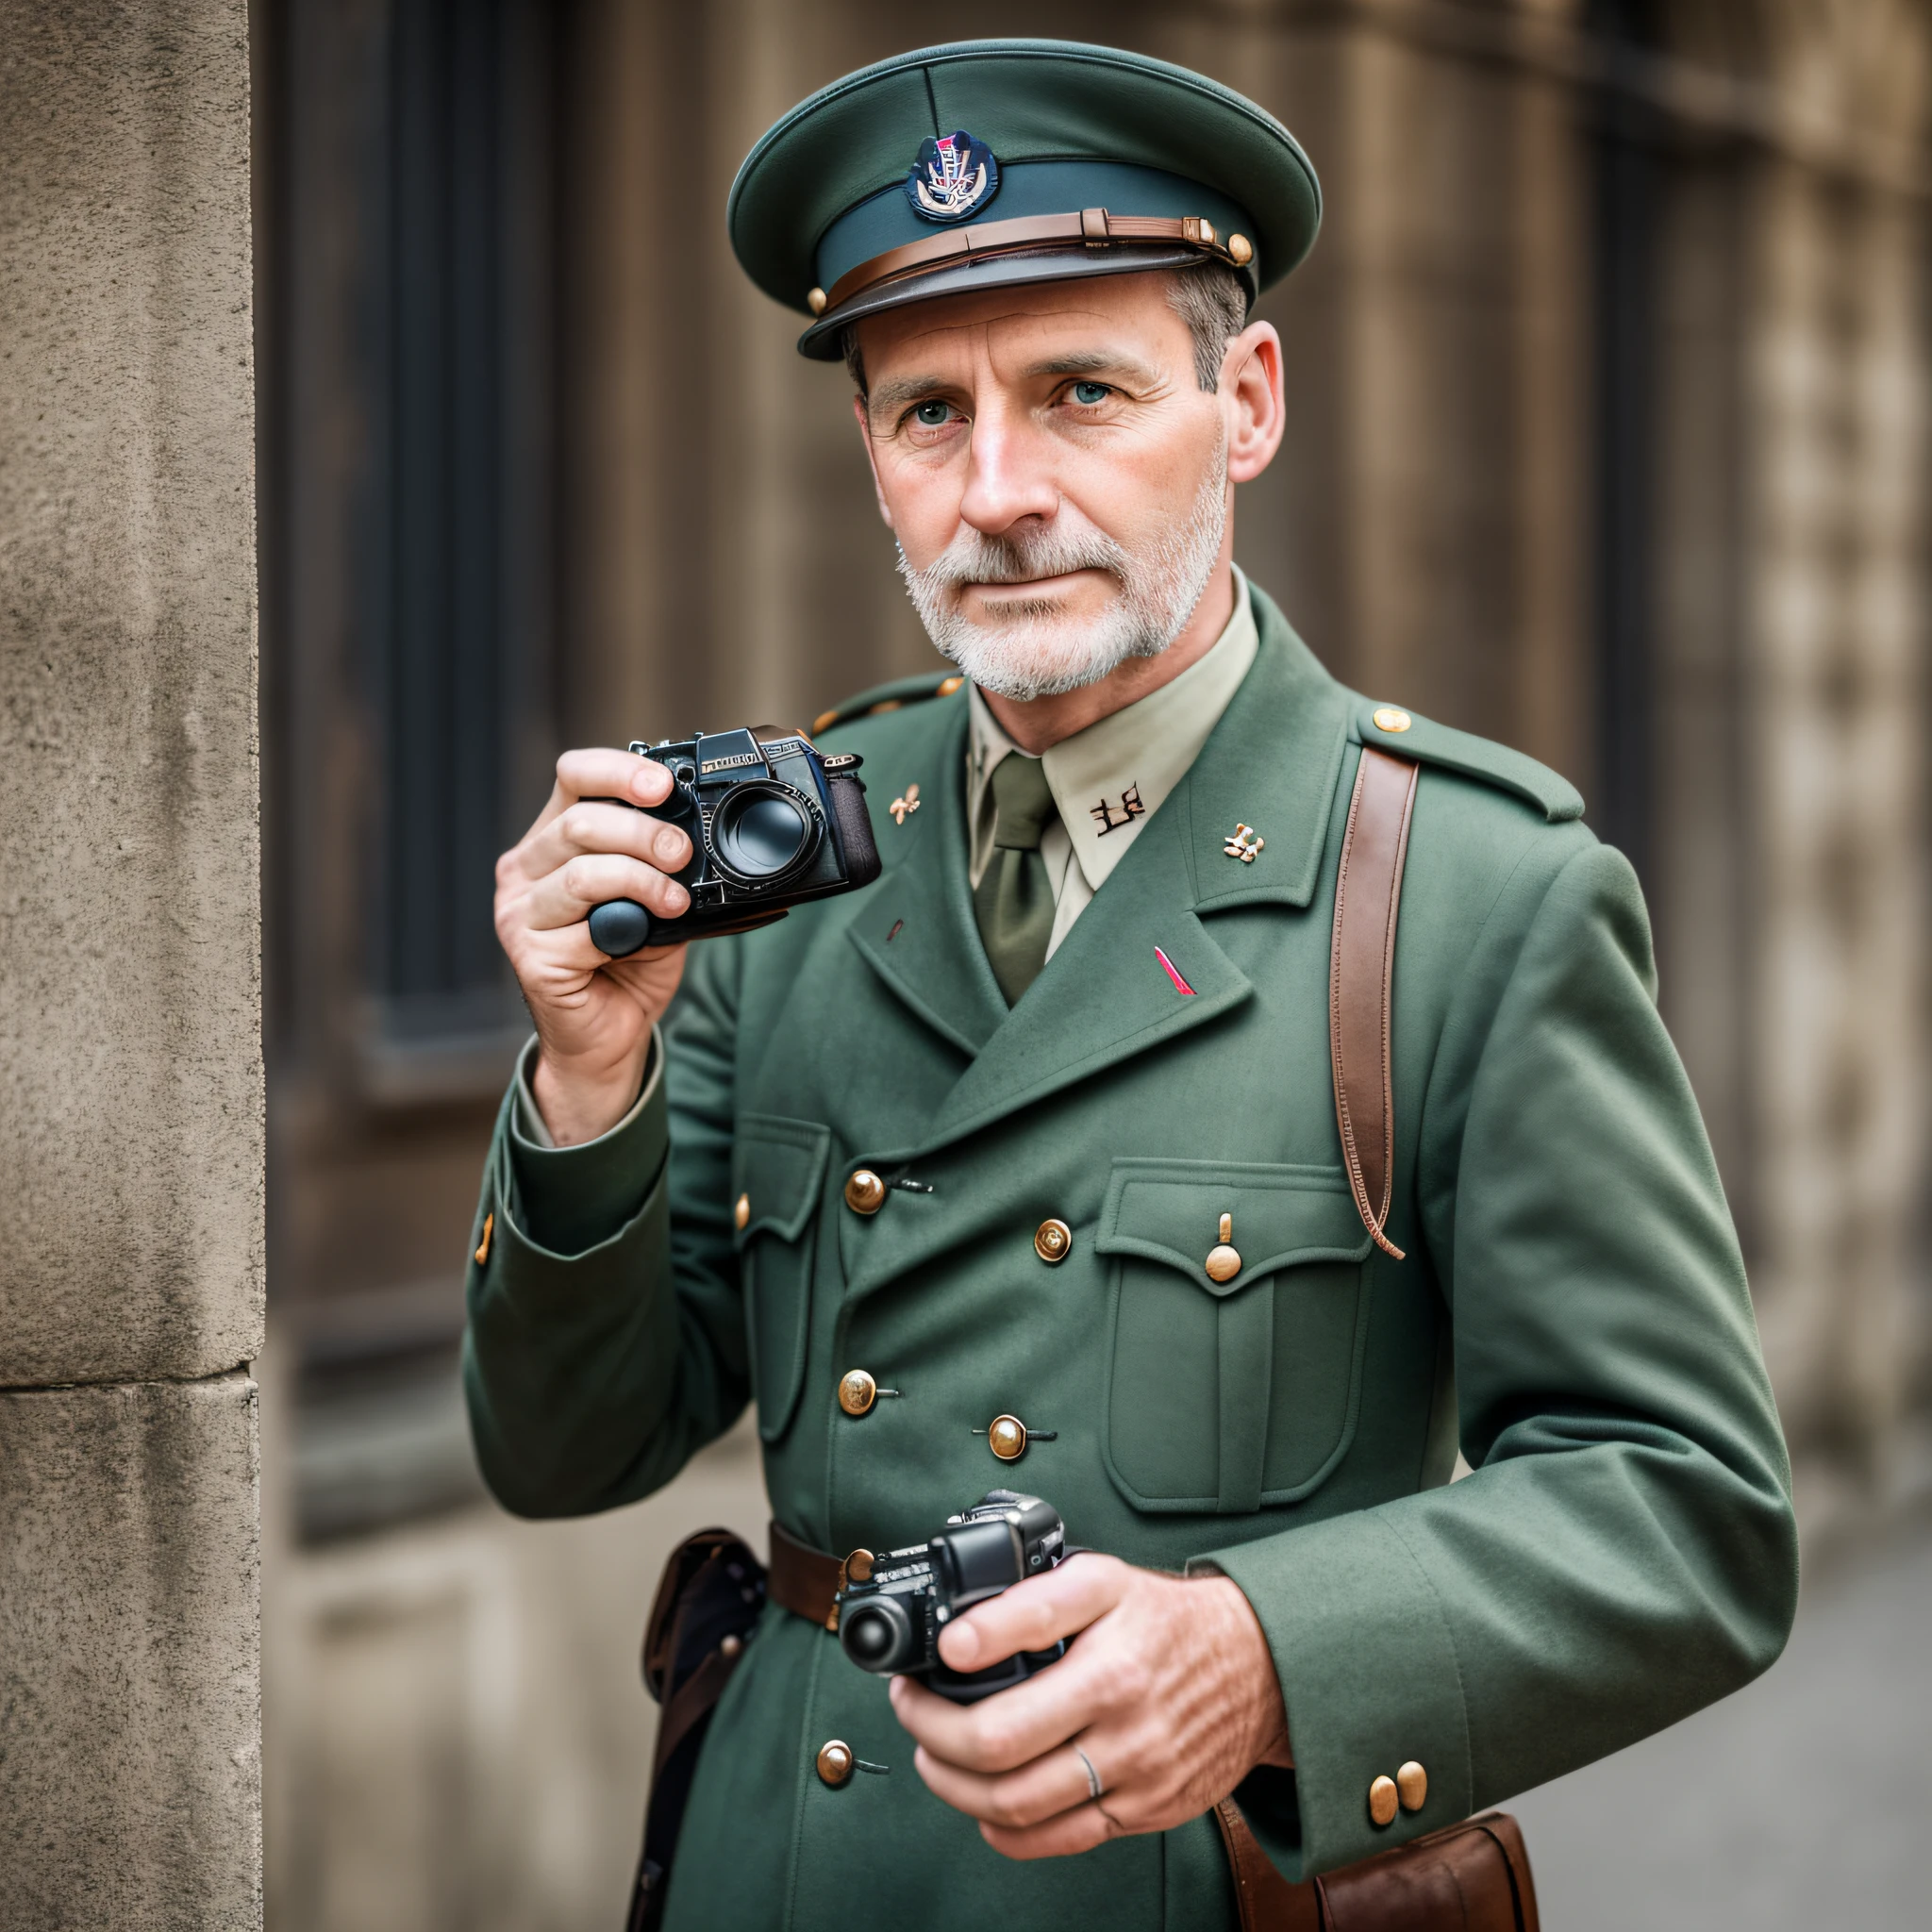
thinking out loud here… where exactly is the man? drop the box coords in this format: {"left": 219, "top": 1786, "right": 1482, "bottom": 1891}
{"left": 467, "top": 39, "right": 1798, "bottom": 1930}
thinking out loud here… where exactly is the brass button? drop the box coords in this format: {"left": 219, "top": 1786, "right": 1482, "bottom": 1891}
{"left": 1034, "top": 1218, "right": 1072, "bottom": 1263}
{"left": 987, "top": 1414, "right": 1028, "bottom": 1462}
{"left": 807, "top": 287, "right": 828, "bottom": 316}
{"left": 1227, "top": 232, "right": 1253, "bottom": 266}
{"left": 841, "top": 1548, "right": 874, "bottom": 1587}
{"left": 1369, "top": 1774, "right": 1399, "bottom": 1828}
{"left": 838, "top": 1370, "right": 878, "bottom": 1417}
{"left": 720, "top": 1633, "right": 743, "bottom": 1659}
{"left": 1372, "top": 706, "right": 1412, "bottom": 734}
{"left": 844, "top": 1169, "right": 887, "bottom": 1215}
{"left": 1397, "top": 1760, "right": 1426, "bottom": 1811}
{"left": 733, "top": 1192, "right": 750, "bottom": 1231}
{"left": 816, "top": 1740, "right": 854, "bottom": 1788}
{"left": 1205, "top": 1211, "right": 1241, "bottom": 1284}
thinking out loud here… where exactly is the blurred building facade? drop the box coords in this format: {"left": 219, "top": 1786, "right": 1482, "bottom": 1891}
{"left": 252, "top": 3, "right": 1932, "bottom": 1926}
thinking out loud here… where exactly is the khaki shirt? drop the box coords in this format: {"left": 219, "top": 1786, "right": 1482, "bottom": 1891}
{"left": 966, "top": 567, "right": 1257, "bottom": 962}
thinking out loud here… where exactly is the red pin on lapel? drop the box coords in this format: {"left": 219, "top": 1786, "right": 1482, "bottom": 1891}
{"left": 1154, "top": 946, "right": 1196, "bottom": 996}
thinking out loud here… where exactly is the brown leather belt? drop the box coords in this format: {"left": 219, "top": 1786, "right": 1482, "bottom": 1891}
{"left": 825, "top": 207, "right": 1241, "bottom": 311}
{"left": 768, "top": 1520, "right": 844, "bottom": 1630}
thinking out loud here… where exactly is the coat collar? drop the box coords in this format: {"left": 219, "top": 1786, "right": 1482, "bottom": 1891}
{"left": 843, "top": 583, "right": 1354, "bottom": 1176}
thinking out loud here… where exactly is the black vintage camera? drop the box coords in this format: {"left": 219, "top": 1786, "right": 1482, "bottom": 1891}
{"left": 587, "top": 726, "right": 882, "bottom": 957}
{"left": 836, "top": 1491, "right": 1071, "bottom": 1704}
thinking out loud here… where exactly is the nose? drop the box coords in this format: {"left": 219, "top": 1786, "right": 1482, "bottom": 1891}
{"left": 957, "top": 394, "right": 1058, "bottom": 537}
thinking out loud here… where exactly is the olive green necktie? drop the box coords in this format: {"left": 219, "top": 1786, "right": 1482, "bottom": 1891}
{"left": 974, "top": 753, "right": 1059, "bottom": 1007}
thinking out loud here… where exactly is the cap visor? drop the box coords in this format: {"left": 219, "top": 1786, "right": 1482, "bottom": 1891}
{"left": 798, "top": 242, "right": 1218, "bottom": 359}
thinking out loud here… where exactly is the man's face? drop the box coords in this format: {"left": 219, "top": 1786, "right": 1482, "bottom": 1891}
{"left": 851, "top": 274, "right": 1238, "bottom": 700}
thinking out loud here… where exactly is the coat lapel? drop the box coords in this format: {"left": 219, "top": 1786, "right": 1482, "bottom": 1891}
{"left": 845, "top": 698, "right": 1009, "bottom": 1058}
{"left": 921, "top": 592, "right": 1356, "bottom": 1153}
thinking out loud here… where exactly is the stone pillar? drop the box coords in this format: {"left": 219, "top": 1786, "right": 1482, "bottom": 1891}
{"left": 0, "top": 2, "right": 263, "bottom": 1925}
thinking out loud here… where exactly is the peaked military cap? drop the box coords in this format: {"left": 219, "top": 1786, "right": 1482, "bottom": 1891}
{"left": 728, "top": 39, "right": 1322, "bottom": 360}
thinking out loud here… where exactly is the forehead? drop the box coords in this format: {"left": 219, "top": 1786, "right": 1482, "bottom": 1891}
{"left": 852, "top": 270, "right": 1191, "bottom": 378}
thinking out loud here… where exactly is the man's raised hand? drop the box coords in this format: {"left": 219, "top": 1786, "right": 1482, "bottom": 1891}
{"left": 493, "top": 748, "right": 693, "bottom": 1145}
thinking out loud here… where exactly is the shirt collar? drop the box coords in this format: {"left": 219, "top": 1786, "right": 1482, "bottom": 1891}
{"left": 967, "top": 567, "right": 1259, "bottom": 892}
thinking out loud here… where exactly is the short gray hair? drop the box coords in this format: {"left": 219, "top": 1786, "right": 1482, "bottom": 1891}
{"left": 843, "top": 260, "right": 1250, "bottom": 398}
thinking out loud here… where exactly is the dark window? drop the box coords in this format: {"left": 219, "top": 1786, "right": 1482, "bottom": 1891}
{"left": 359, "top": 0, "right": 551, "bottom": 1046}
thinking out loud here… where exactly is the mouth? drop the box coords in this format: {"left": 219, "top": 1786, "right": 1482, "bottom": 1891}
{"left": 962, "top": 568, "right": 1110, "bottom": 604}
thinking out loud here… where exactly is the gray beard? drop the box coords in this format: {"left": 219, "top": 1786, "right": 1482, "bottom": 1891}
{"left": 896, "top": 435, "right": 1229, "bottom": 701}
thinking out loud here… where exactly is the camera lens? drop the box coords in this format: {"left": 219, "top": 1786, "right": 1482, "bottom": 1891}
{"left": 709, "top": 782, "right": 820, "bottom": 885}
{"left": 838, "top": 1595, "right": 913, "bottom": 1674}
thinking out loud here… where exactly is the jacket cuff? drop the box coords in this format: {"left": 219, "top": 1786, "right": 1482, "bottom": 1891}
{"left": 1191, "top": 1508, "right": 1474, "bottom": 1880}
{"left": 506, "top": 1031, "right": 665, "bottom": 1257}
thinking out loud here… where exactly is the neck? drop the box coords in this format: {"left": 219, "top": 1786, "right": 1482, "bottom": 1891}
{"left": 976, "top": 550, "right": 1237, "bottom": 756}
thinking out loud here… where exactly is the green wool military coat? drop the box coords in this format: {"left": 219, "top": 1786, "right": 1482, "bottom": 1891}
{"left": 465, "top": 586, "right": 1798, "bottom": 1930}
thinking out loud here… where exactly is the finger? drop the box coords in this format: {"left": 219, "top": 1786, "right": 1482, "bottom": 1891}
{"left": 938, "top": 1553, "right": 1129, "bottom": 1672}
{"left": 517, "top": 854, "right": 690, "bottom": 933}
{"left": 890, "top": 1642, "right": 1125, "bottom": 1775}
{"left": 519, "top": 799, "right": 692, "bottom": 879}
{"left": 909, "top": 1740, "right": 1095, "bottom": 1832}
{"left": 553, "top": 747, "right": 675, "bottom": 811}
{"left": 979, "top": 1804, "right": 1121, "bottom": 1862}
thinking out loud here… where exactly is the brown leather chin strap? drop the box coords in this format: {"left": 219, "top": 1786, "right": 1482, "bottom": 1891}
{"left": 1330, "top": 745, "right": 1419, "bottom": 1261}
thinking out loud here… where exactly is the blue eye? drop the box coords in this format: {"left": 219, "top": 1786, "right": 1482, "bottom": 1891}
{"left": 913, "top": 400, "right": 952, "bottom": 426}
{"left": 1072, "top": 380, "right": 1110, "bottom": 406}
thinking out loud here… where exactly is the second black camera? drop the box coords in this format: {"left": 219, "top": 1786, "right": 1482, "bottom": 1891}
{"left": 835, "top": 1491, "right": 1070, "bottom": 1704}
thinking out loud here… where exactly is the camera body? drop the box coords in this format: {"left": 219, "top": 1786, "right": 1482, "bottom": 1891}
{"left": 835, "top": 1491, "right": 1069, "bottom": 1704}
{"left": 587, "top": 726, "right": 882, "bottom": 957}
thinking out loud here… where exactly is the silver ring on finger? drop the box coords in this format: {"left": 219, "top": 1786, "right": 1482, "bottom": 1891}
{"left": 1074, "top": 1744, "right": 1105, "bottom": 1803}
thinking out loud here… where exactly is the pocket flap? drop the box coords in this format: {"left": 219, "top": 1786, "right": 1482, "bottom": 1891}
{"left": 730, "top": 1115, "right": 832, "bottom": 1248}
{"left": 1096, "top": 1158, "right": 1372, "bottom": 1295}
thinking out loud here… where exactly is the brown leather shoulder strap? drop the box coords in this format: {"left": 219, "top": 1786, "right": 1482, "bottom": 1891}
{"left": 1331, "top": 744, "right": 1419, "bottom": 1260}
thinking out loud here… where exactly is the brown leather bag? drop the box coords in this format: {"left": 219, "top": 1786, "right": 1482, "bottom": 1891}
{"left": 1216, "top": 1798, "right": 1540, "bottom": 1931}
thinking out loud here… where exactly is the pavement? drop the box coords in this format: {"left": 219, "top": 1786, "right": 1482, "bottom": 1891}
{"left": 1509, "top": 1508, "right": 1932, "bottom": 1929}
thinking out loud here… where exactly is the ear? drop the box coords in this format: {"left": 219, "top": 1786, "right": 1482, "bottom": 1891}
{"left": 1221, "top": 320, "right": 1285, "bottom": 486}
{"left": 852, "top": 392, "right": 895, "bottom": 529}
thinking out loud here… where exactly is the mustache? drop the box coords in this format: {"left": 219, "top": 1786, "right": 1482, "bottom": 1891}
{"left": 902, "top": 521, "right": 1129, "bottom": 592}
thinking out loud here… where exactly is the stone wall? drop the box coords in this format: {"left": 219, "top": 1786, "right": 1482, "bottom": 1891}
{"left": 0, "top": 1, "right": 263, "bottom": 1924}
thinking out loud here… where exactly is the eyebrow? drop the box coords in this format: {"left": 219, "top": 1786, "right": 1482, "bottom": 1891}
{"left": 867, "top": 346, "right": 1162, "bottom": 419}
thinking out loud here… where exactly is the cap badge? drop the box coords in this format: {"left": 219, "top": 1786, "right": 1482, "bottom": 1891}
{"left": 905, "top": 129, "right": 1000, "bottom": 224}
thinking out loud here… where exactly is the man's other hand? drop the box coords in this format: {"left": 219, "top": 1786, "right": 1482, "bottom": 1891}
{"left": 888, "top": 1555, "right": 1292, "bottom": 1859}
{"left": 493, "top": 748, "right": 693, "bottom": 1145}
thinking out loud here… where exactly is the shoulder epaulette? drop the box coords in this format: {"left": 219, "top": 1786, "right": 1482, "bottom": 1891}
{"left": 810, "top": 671, "right": 965, "bottom": 739}
{"left": 1357, "top": 701, "right": 1585, "bottom": 824}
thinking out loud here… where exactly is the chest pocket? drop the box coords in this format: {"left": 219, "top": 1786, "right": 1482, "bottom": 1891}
{"left": 1096, "top": 1160, "right": 1374, "bottom": 1514}
{"left": 731, "top": 1114, "right": 832, "bottom": 1445}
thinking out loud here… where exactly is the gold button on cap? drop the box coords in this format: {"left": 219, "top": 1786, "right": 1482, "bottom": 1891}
{"left": 733, "top": 1191, "right": 750, "bottom": 1231}
{"left": 844, "top": 1169, "right": 887, "bottom": 1215}
{"left": 1227, "top": 232, "right": 1253, "bottom": 266}
{"left": 807, "top": 287, "right": 828, "bottom": 316}
{"left": 1397, "top": 1760, "right": 1426, "bottom": 1811}
{"left": 987, "top": 1414, "right": 1028, "bottom": 1461}
{"left": 839, "top": 1370, "right": 878, "bottom": 1417}
{"left": 1369, "top": 1774, "right": 1399, "bottom": 1827}
{"left": 1034, "top": 1218, "right": 1072, "bottom": 1263}
{"left": 1372, "top": 706, "right": 1413, "bottom": 734}
{"left": 1205, "top": 1211, "right": 1241, "bottom": 1283}
{"left": 816, "top": 1740, "right": 854, "bottom": 1788}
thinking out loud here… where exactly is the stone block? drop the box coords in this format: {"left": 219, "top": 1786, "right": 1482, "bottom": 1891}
{"left": 0, "top": 1372, "right": 261, "bottom": 1930}
{"left": 0, "top": 0, "right": 262, "bottom": 1383}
